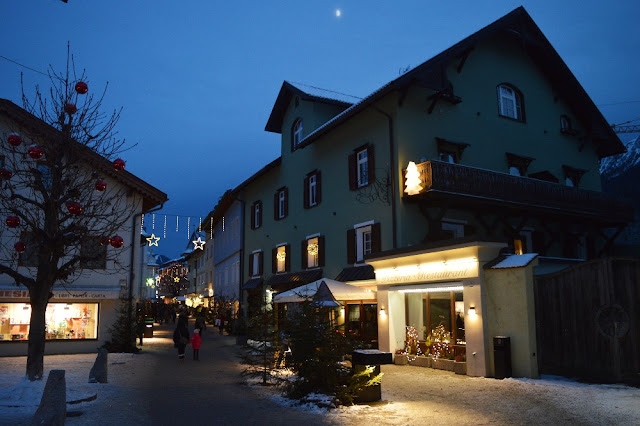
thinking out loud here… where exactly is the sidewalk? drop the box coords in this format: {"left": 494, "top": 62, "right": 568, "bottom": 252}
{"left": 1, "top": 321, "right": 639, "bottom": 425}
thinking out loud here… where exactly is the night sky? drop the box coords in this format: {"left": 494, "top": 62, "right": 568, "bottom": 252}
{"left": 1, "top": 0, "right": 638, "bottom": 258}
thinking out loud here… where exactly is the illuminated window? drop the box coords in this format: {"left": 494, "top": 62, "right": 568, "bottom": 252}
{"left": 276, "top": 245, "right": 287, "bottom": 273}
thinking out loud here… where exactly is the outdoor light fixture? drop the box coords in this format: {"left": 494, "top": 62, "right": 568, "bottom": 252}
{"left": 404, "top": 161, "right": 423, "bottom": 195}
{"left": 379, "top": 306, "right": 387, "bottom": 318}
{"left": 468, "top": 306, "right": 477, "bottom": 318}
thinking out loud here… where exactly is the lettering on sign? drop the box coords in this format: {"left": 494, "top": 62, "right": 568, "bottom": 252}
{"left": 0, "top": 289, "right": 118, "bottom": 299}
{"left": 375, "top": 267, "right": 477, "bottom": 284}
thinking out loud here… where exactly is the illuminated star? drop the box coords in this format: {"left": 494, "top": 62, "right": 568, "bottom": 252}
{"left": 174, "top": 277, "right": 180, "bottom": 283}
{"left": 192, "top": 236, "right": 206, "bottom": 250}
{"left": 146, "top": 233, "right": 160, "bottom": 246}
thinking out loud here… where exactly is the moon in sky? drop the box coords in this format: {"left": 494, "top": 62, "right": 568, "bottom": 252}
{"left": 335, "top": 9, "right": 341, "bottom": 18}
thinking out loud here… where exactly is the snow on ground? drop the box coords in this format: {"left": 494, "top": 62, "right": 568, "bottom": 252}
{"left": 1, "top": 349, "right": 639, "bottom": 425}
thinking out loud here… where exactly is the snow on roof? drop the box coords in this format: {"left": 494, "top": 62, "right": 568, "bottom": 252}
{"left": 273, "top": 278, "right": 375, "bottom": 303}
{"left": 489, "top": 253, "right": 538, "bottom": 269}
{"left": 287, "top": 81, "right": 362, "bottom": 105}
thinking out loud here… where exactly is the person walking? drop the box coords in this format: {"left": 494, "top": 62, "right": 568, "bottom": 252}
{"left": 136, "top": 314, "right": 145, "bottom": 347}
{"left": 173, "top": 315, "right": 190, "bottom": 361}
{"left": 218, "top": 312, "right": 226, "bottom": 335}
{"left": 191, "top": 328, "right": 202, "bottom": 360}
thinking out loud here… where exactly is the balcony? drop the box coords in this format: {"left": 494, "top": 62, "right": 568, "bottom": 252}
{"left": 404, "top": 161, "right": 633, "bottom": 224}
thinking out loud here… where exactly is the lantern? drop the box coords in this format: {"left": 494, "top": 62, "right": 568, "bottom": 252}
{"left": 66, "top": 201, "right": 83, "bottom": 215}
{"left": 113, "top": 158, "right": 125, "bottom": 171}
{"left": 64, "top": 103, "right": 77, "bottom": 115}
{"left": 8, "top": 133, "right": 22, "bottom": 147}
{"left": 28, "top": 146, "right": 44, "bottom": 160}
{"left": 14, "top": 241, "right": 27, "bottom": 254}
{"left": 110, "top": 235, "right": 124, "bottom": 248}
{"left": 95, "top": 180, "right": 107, "bottom": 191}
{"left": 100, "top": 236, "right": 111, "bottom": 246}
{"left": 0, "top": 168, "right": 13, "bottom": 180}
{"left": 75, "top": 81, "right": 88, "bottom": 94}
{"left": 6, "top": 216, "right": 20, "bottom": 228}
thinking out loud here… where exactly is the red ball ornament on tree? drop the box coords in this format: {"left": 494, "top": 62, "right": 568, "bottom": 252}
{"left": 14, "top": 241, "right": 27, "bottom": 254}
{"left": 66, "top": 201, "right": 83, "bottom": 215}
{"left": 64, "top": 103, "right": 77, "bottom": 115}
{"left": 0, "top": 168, "right": 13, "bottom": 180}
{"left": 75, "top": 81, "right": 88, "bottom": 94}
{"left": 113, "top": 158, "right": 125, "bottom": 171}
{"left": 6, "top": 216, "right": 20, "bottom": 228}
{"left": 8, "top": 133, "right": 22, "bottom": 147}
{"left": 95, "top": 180, "right": 107, "bottom": 191}
{"left": 28, "top": 146, "right": 44, "bottom": 160}
{"left": 110, "top": 235, "right": 124, "bottom": 248}
{"left": 100, "top": 236, "right": 111, "bottom": 247}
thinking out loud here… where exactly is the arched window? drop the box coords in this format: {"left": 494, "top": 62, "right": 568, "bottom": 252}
{"left": 292, "top": 118, "right": 303, "bottom": 150}
{"left": 497, "top": 84, "right": 524, "bottom": 121}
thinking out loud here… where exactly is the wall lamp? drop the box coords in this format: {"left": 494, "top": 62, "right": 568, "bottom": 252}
{"left": 468, "top": 306, "right": 477, "bottom": 318}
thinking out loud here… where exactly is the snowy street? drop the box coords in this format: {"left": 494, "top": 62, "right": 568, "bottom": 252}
{"left": 1, "top": 322, "right": 639, "bottom": 425}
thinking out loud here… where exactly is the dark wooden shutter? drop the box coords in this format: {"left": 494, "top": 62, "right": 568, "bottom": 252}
{"left": 284, "top": 244, "right": 291, "bottom": 272}
{"left": 347, "top": 229, "right": 356, "bottom": 264}
{"left": 318, "top": 235, "right": 325, "bottom": 267}
{"left": 272, "top": 247, "right": 277, "bottom": 273}
{"left": 257, "top": 201, "right": 262, "bottom": 228}
{"left": 250, "top": 203, "right": 256, "bottom": 230}
{"left": 316, "top": 171, "right": 322, "bottom": 204}
{"left": 348, "top": 153, "right": 357, "bottom": 190}
{"left": 301, "top": 239, "right": 308, "bottom": 269}
{"left": 273, "top": 192, "right": 279, "bottom": 221}
{"left": 367, "top": 145, "right": 375, "bottom": 185}
{"left": 283, "top": 188, "right": 289, "bottom": 217}
{"left": 258, "top": 252, "right": 263, "bottom": 275}
{"left": 248, "top": 253, "right": 254, "bottom": 276}
{"left": 371, "top": 222, "right": 381, "bottom": 253}
{"left": 303, "top": 176, "right": 310, "bottom": 209}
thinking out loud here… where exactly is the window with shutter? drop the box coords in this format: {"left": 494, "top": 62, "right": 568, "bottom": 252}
{"left": 497, "top": 84, "right": 525, "bottom": 121}
{"left": 274, "top": 188, "right": 288, "bottom": 220}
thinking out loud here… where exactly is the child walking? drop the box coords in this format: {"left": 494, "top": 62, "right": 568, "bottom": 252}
{"left": 191, "top": 328, "right": 202, "bottom": 360}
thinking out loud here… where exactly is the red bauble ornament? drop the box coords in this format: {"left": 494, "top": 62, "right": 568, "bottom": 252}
{"left": 75, "top": 81, "right": 88, "bottom": 94}
{"left": 100, "top": 236, "right": 111, "bottom": 246}
{"left": 28, "top": 146, "right": 44, "bottom": 160}
{"left": 113, "top": 158, "right": 125, "bottom": 171}
{"left": 110, "top": 235, "right": 124, "bottom": 248}
{"left": 6, "top": 216, "right": 20, "bottom": 228}
{"left": 64, "top": 103, "right": 77, "bottom": 115}
{"left": 8, "top": 133, "right": 22, "bottom": 147}
{"left": 0, "top": 168, "right": 12, "bottom": 180}
{"left": 95, "top": 180, "right": 107, "bottom": 191}
{"left": 14, "top": 241, "right": 27, "bottom": 254}
{"left": 66, "top": 201, "right": 83, "bottom": 215}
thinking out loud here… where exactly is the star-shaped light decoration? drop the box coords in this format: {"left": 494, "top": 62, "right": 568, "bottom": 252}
{"left": 174, "top": 277, "right": 180, "bottom": 283}
{"left": 192, "top": 236, "right": 206, "bottom": 250}
{"left": 146, "top": 233, "right": 160, "bottom": 247}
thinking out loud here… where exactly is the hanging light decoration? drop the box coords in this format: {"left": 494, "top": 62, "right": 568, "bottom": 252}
{"left": 14, "top": 241, "right": 27, "bottom": 254}
{"left": 100, "top": 236, "right": 111, "bottom": 247}
{"left": 6, "top": 216, "right": 20, "bottom": 228}
{"left": 64, "top": 103, "right": 77, "bottom": 115}
{"left": 75, "top": 81, "right": 88, "bottom": 94}
{"left": 8, "top": 133, "right": 22, "bottom": 147}
{"left": 110, "top": 235, "right": 124, "bottom": 248}
{"left": 0, "top": 168, "right": 13, "bottom": 180}
{"left": 66, "top": 201, "right": 83, "bottom": 215}
{"left": 95, "top": 180, "right": 107, "bottom": 191}
{"left": 27, "top": 146, "right": 44, "bottom": 160}
{"left": 113, "top": 158, "right": 125, "bottom": 171}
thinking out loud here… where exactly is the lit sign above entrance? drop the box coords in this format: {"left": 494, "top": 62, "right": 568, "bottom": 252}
{"left": 374, "top": 257, "right": 478, "bottom": 284}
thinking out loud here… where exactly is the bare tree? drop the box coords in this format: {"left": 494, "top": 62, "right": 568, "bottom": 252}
{"left": 0, "top": 51, "right": 140, "bottom": 380}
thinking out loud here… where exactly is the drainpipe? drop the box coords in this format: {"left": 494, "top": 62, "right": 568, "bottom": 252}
{"left": 372, "top": 105, "right": 398, "bottom": 249}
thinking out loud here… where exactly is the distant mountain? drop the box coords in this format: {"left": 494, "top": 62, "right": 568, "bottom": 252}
{"left": 601, "top": 135, "right": 640, "bottom": 249}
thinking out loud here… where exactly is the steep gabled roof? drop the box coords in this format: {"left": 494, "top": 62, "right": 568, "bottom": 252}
{"left": 265, "top": 81, "right": 357, "bottom": 133}
{"left": 295, "top": 6, "right": 624, "bottom": 158}
{"left": 0, "top": 98, "right": 168, "bottom": 211}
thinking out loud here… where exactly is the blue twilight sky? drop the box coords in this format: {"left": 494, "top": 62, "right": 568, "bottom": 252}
{"left": 1, "top": 0, "right": 639, "bottom": 258}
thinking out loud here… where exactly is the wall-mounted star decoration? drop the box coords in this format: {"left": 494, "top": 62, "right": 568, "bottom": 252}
{"left": 146, "top": 233, "right": 160, "bottom": 246}
{"left": 174, "top": 277, "right": 180, "bottom": 283}
{"left": 192, "top": 236, "right": 206, "bottom": 250}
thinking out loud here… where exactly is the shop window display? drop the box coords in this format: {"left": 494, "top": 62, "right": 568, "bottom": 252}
{"left": 0, "top": 303, "right": 98, "bottom": 341}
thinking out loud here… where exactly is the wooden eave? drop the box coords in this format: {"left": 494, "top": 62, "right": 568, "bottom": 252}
{"left": 264, "top": 81, "right": 353, "bottom": 134}
{"left": 0, "top": 98, "right": 168, "bottom": 212}
{"left": 296, "top": 7, "right": 624, "bottom": 158}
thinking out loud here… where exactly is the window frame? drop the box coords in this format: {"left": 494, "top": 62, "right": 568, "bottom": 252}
{"left": 272, "top": 243, "right": 290, "bottom": 274}
{"left": 292, "top": 118, "right": 303, "bottom": 151}
{"left": 348, "top": 145, "right": 375, "bottom": 190}
{"left": 347, "top": 221, "right": 381, "bottom": 264}
{"left": 273, "top": 187, "right": 288, "bottom": 220}
{"left": 251, "top": 200, "right": 262, "bottom": 230}
{"left": 303, "top": 170, "right": 322, "bottom": 209}
{"left": 497, "top": 83, "right": 525, "bottom": 122}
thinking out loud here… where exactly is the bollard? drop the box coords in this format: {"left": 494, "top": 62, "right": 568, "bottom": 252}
{"left": 31, "top": 369, "right": 66, "bottom": 425}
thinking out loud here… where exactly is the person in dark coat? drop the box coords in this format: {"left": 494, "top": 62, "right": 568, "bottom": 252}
{"left": 136, "top": 315, "right": 145, "bottom": 346}
{"left": 173, "top": 315, "right": 190, "bottom": 360}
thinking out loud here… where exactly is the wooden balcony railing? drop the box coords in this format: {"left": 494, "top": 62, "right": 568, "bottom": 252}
{"left": 407, "top": 161, "right": 633, "bottom": 223}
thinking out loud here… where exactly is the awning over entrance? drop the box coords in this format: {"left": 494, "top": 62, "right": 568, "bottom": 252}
{"left": 265, "top": 269, "right": 323, "bottom": 293}
{"left": 243, "top": 277, "right": 263, "bottom": 291}
{"left": 273, "top": 278, "right": 376, "bottom": 303}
